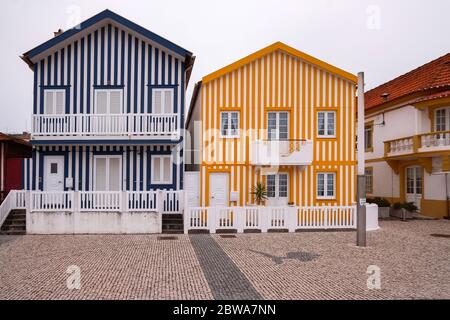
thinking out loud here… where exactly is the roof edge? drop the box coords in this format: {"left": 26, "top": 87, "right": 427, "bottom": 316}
{"left": 202, "top": 41, "right": 357, "bottom": 84}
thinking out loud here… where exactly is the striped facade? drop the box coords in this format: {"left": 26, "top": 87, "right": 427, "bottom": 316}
{"left": 22, "top": 10, "right": 191, "bottom": 193}
{"left": 194, "top": 43, "right": 357, "bottom": 207}
{"left": 23, "top": 145, "right": 180, "bottom": 191}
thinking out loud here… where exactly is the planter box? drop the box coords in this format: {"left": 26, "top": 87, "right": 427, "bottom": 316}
{"left": 378, "top": 207, "right": 391, "bottom": 218}
{"left": 390, "top": 208, "right": 416, "bottom": 220}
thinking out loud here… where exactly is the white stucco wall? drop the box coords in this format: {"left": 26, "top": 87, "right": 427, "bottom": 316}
{"left": 27, "top": 211, "right": 162, "bottom": 235}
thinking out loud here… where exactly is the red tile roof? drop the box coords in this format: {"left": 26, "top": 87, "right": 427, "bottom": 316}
{"left": 365, "top": 53, "right": 450, "bottom": 110}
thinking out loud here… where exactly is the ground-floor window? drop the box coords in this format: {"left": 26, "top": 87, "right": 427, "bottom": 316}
{"left": 94, "top": 155, "right": 122, "bottom": 191}
{"left": 317, "top": 172, "right": 336, "bottom": 199}
{"left": 151, "top": 155, "right": 173, "bottom": 185}
{"left": 266, "top": 173, "right": 288, "bottom": 199}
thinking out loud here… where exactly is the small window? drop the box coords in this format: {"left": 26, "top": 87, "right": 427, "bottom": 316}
{"left": 317, "top": 111, "right": 336, "bottom": 137}
{"left": 435, "top": 108, "right": 448, "bottom": 132}
{"left": 152, "top": 88, "right": 174, "bottom": 114}
{"left": 50, "top": 163, "right": 58, "bottom": 174}
{"left": 365, "top": 168, "right": 373, "bottom": 194}
{"left": 95, "top": 89, "right": 123, "bottom": 114}
{"left": 317, "top": 172, "right": 335, "bottom": 199}
{"left": 365, "top": 123, "right": 373, "bottom": 151}
{"left": 151, "top": 155, "right": 172, "bottom": 185}
{"left": 220, "top": 112, "right": 240, "bottom": 138}
{"left": 44, "top": 89, "right": 65, "bottom": 114}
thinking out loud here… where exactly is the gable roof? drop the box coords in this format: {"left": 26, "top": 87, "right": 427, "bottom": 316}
{"left": 365, "top": 53, "right": 450, "bottom": 110}
{"left": 21, "top": 9, "right": 193, "bottom": 67}
{"left": 202, "top": 41, "right": 357, "bottom": 84}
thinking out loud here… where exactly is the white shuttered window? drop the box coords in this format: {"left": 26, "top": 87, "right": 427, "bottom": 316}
{"left": 151, "top": 155, "right": 172, "bottom": 185}
{"left": 95, "top": 89, "right": 123, "bottom": 114}
{"left": 44, "top": 89, "right": 65, "bottom": 114}
{"left": 152, "top": 88, "right": 174, "bottom": 113}
{"left": 94, "top": 156, "right": 122, "bottom": 191}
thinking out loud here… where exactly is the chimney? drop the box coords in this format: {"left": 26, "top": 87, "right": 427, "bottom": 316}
{"left": 54, "top": 29, "right": 64, "bottom": 37}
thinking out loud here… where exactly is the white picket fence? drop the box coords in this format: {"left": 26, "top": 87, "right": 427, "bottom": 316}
{"left": 0, "top": 190, "right": 26, "bottom": 228}
{"left": 28, "top": 190, "right": 183, "bottom": 214}
{"left": 184, "top": 205, "right": 356, "bottom": 234}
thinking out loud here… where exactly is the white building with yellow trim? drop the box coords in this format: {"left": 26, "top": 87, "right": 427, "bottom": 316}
{"left": 364, "top": 53, "right": 450, "bottom": 218}
{"left": 186, "top": 42, "right": 357, "bottom": 208}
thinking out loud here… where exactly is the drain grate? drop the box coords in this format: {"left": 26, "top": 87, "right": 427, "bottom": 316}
{"left": 157, "top": 236, "right": 178, "bottom": 241}
{"left": 220, "top": 235, "right": 237, "bottom": 239}
{"left": 430, "top": 234, "right": 450, "bottom": 239}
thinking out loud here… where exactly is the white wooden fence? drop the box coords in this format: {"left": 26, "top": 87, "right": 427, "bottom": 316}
{"left": 184, "top": 205, "right": 356, "bottom": 234}
{"left": 27, "top": 190, "right": 183, "bottom": 214}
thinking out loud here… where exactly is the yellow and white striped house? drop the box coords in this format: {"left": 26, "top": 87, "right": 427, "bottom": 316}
{"left": 186, "top": 42, "right": 357, "bottom": 208}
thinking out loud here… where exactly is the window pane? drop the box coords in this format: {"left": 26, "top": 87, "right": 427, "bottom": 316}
{"left": 327, "top": 112, "right": 335, "bottom": 136}
{"left": 109, "top": 158, "right": 121, "bottom": 191}
{"left": 221, "top": 113, "right": 229, "bottom": 136}
{"left": 45, "top": 91, "right": 54, "bottom": 114}
{"left": 326, "top": 174, "right": 334, "bottom": 197}
{"left": 110, "top": 91, "right": 122, "bottom": 114}
{"left": 96, "top": 91, "right": 108, "bottom": 114}
{"left": 268, "top": 113, "right": 277, "bottom": 140}
{"left": 267, "top": 175, "right": 276, "bottom": 198}
{"left": 50, "top": 163, "right": 58, "bottom": 174}
{"left": 278, "top": 174, "right": 288, "bottom": 198}
{"left": 55, "top": 91, "right": 65, "bottom": 114}
{"left": 163, "top": 157, "right": 171, "bottom": 183}
{"left": 153, "top": 157, "right": 161, "bottom": 182}
{"left": 279, "top": 113, "right": 288, "bottom": 140}
{"left": 230, "top": 113, "right": 239, "bottom": 136}
{"left": 95, "top": 158, "right": 107, "bottom": 191}
{"left": 164, "top": 90, "right": 173, "bottom": 113}
{"left": 317, "top": 174, "right": 325, "bottom": 197}
{"left": 153, "top": 90, "right": 162, "bottom": 113}
{"left": 318, "top": 112, "right": 325, "bottom": 136}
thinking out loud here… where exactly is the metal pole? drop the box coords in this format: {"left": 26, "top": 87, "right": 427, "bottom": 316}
{"left": 357, "top": 72, "right": 367, "bottom": 247}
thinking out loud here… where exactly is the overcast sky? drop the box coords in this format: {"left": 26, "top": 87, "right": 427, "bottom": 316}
{"left": 0, "top": 0, "right": 449, "bottom": 133}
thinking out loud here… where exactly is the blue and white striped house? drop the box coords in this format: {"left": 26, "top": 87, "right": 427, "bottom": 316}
{"left": 17, "top": 10, "right": 194, "bottom": 233}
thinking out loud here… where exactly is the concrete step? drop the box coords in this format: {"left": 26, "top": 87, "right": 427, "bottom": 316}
{"left": 0, "top": 229, "right": 26, "bottom": 235}
{"left": 162, "top": 224, "right": 184, "bottom": 230}
{"left": 162, "top": 229, "right": 184, "bottom": 234}
{"left": 1, "top": 225, "right": 26, "bottom": 231}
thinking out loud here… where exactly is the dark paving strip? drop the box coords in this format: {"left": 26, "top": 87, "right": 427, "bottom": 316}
{"left": 189, "top": 234, "right": 263, "bottom": 300}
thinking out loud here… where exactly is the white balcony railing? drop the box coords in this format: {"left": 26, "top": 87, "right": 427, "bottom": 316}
{"left": 32, "top": 113, "right": 179, "bottom": 138}
{"left": 250, "top": 139, "right": 313, "bottom": 166}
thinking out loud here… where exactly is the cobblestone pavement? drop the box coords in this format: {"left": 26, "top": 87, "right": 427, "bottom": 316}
{"left": 0, "top": 220, "right": 449, "bottom": 300}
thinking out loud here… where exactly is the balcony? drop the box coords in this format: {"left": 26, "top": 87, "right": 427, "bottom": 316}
{"left": 31, "top": 113, "right": 180, "bottom": 140}
{"left": 385, "top": 130, "right": 450, "bottom": 158}
{"left": 250, "top": 139, "right": 313, "bottom": 166}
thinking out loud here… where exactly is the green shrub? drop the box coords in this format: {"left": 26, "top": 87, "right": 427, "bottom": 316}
{"left": 393, "top": 201, "right": 418, "bottom": 212}
{"left": 367, "top": 197, "right": 390, "bottom": 207}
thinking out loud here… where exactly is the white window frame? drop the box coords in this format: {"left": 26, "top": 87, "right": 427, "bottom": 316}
{"left": 93, "top": 155, "right": 122, "bottom": 191}
{"left": 220, "top": 111, "right": 240, "bottom": 138}
{"left": 266, "top": 173, "right": 289, "bottom": 199}
{"left": 152, "top": 88, "right": 174, "bottom": 114}
{"left": 317, "top": 111, "right": 336, "bottom": 138}
{"left": 316, "top": 172, "right": 336, "bottom": 200}
{"left": 365, "top": 168, "right": 373, "bottom": 194}
{"left": 43, "top": 89, "right": 66, "bottom": 114}
{"left": 151, "top": 155, "right": 173, "bottom": 185}
{"left": 435, "top": 107, "right": 450, "bottom": 132}
{"left": 94, "top": 89, "right": 124, "bottom": 114}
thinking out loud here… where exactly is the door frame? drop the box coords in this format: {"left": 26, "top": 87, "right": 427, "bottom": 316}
{"left": 184, "top": 172, "right": 200, "bottom": 208}
{"left": 43, "top": 155, "right": 65, "bottom": 191}
{"left": 207, "top": 171, "right": 229, "bottom": 207}
{"left": 267, "top": 111, "right": 289, "bottom": 140}
{"left": 404, "top": 165, "right": 423, "bottom": 210}
{"left": 265, "top": 172, "right": 289, "bottom": 206}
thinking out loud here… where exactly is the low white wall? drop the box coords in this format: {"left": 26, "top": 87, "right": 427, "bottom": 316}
{"left": 27, "top": 211, "right": 162, "bottom": 235}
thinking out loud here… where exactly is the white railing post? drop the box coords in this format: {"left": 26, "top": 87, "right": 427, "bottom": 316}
{"left": 122, "top": 191, "right": 128, "bottom": 213}
{"left": 183, "top": 190, "right": 189, "bottom": 234}
{"left": 260, "top": 207, "right": 268, "bottom": 233}
{"left": 157, "top": 190, "right": 164, "bottom": 234}
{"left": 287, "top": 206, "right": 296, "bottom": 233}
{"left": 236, "top": 207, "right": 244, "bottom": 233}
{"left": 25, "top": 191, "right": 31, "bottom": 234}
{"left": 208, "top": 208, "right": 216, "bottom": 234}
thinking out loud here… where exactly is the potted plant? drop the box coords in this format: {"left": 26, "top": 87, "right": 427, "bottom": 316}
{"left": 391, "top": 202, "right": 418, "bottom": 220}
{"left": 251, "top": 182, "right": 268, "bottom": 206}
{"left": 367, "top": 197, "right": 391, "bottom": 218}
